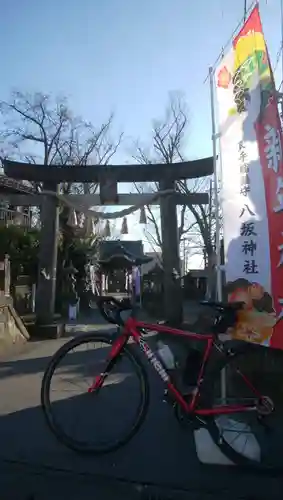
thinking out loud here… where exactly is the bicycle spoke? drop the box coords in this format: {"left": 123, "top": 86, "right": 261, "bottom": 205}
{"left": 41, "top": 333, "right": 149, "bottom": 454}
{"left": 205, "top": 347, "right": 283, "bottom": 469}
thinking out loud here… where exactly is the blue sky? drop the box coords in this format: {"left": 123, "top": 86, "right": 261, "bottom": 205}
{"left": 1, "top": 0, "right": 282, "bottom": 264}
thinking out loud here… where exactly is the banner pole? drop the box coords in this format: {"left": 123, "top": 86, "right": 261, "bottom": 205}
{"left": 209, "top": 66, "right": 226, "bottom": 403}
{"left": 204, "top": 1, "right": 257, "bottom": 83}
{"left": 209, "top": 67, "right": 222, "bottom": 303}
{"left": 244, "top": 0, "right": 247, "bottom": 20}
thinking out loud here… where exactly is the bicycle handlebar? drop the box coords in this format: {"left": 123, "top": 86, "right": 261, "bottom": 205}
{"left": 93, "top": 272, "right": 188, "bottom": 327}
{"left": 95, "top": 296, "right": 134, "bottom": 326}
{"left": 95, "top": 295, "right": 243, "bottom": 335}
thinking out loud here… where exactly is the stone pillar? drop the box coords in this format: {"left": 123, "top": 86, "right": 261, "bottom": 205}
{"left": 159, "top": 179, "right": 183, "bottom": 325}
{"left": 35, "top": 181, "right": 59, "bottom": 325}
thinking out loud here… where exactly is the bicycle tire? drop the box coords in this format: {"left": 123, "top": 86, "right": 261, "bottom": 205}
{"left": 41, "top": 331, "right": 150, "bottom": 454}
{"left": 202, "top": 344, "right": 283, "bottom": 472}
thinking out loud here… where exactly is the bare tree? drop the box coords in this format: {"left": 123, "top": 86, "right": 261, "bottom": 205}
{"left": 0, "top": 91, "right": 122, "bottom": 190}
{"left": 0, "top": 91, "right": 123, "bottom": 260}
{"left": 133, "top": 92, "right": 217, "bottom": 273}
{"left": 0, "top": 92, "right": 71, "bottom": 179}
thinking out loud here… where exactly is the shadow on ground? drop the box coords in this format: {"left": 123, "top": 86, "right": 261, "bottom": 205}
{"left": 0, "top": 392, "right": 281, "bottom": 500}
{"left": 0, "top": 368, "right": 281, "bottom": 498}
{"left": 0, "top": 330, "right": 281, "bottom": 499}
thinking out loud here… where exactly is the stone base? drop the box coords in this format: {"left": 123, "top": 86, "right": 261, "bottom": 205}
{"left": 27, "top": 322, "right": 65, "bottom": 340}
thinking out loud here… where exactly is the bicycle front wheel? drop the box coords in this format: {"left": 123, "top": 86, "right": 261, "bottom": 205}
{"left": 203, "top": 344, "right": 283, "bottom": 471}
{"left": 41, "top": 332, "right": 149, "bottom": 454}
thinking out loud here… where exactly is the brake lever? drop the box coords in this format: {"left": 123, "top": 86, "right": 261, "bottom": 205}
{"left": 103, "top": 299, "right": 125, "bottom": 326}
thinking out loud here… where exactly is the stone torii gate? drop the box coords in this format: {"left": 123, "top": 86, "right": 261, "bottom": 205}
{"left": 3, "top": 157, "right": 213, "bottom": 333}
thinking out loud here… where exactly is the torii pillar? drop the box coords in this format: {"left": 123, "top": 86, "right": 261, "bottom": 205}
{"left": 159, "top": 178, "right": 182, "bottom": 325}
{"left": 36, "top": 181, "right": 60, "bottom": 324}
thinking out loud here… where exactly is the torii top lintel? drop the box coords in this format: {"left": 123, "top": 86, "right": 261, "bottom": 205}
{"left": 3, "top": 157, "right": 213, "bottom": 183}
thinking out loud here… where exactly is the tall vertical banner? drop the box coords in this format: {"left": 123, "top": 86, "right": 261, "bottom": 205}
{"left": 216, "top": 5, "right": 283, "bottom": 349}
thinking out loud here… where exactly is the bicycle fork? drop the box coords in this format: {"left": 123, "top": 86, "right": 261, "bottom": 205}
{"left": 88, "top": 334, "right": 127, "bottom": 393}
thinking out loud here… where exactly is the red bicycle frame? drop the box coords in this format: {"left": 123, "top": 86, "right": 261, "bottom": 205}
{"left": 89, "top": 316, "right": 261, "bottom": 417}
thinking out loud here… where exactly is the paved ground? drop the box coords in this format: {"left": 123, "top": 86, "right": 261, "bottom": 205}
{"left": 0, "top": 315, "right": 282, "bottom": 499}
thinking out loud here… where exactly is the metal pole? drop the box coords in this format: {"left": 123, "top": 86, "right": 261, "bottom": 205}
{"left": 139, "top": 266, "right": 142, "bottom": 308}
{"left": 204, "top": 1, "right": 256, "bottom": 83}
{"left": 209, "top": 66, "right": 226, "bottom": 403}
{"left": 244, "top": 0, "right": 247, "bottom": 20}
{"left": 209, "top": 67, "right": 222, "bottom": 304}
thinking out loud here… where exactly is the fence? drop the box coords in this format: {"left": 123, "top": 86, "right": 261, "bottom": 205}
{"left": 0, "top": 208, "right": 31, "bottom": 228}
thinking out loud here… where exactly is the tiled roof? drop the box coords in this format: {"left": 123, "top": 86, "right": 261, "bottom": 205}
{"left": 0, "top": 175, "right": 36, "bottom": 194}
{"left": 96, "top": 240, "right": 152, "bottom": 266}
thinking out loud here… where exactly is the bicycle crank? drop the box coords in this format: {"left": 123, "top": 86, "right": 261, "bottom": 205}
{"left": 174, "top": 393, "right": 206, "bottom": 428}
{"left": 256, "top": 395, "right": 274, "bottom": 416}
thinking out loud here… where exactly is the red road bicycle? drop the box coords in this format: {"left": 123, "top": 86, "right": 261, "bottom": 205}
{"left": 41, "top": 297, "right": 282, "bottom": 470}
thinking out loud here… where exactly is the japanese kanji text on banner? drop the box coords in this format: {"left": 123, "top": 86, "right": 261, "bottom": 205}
{"left": 215, "top": 5, "right": 283, "bottom": 349}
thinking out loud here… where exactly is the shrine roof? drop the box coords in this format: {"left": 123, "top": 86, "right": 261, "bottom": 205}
{"left": 93, "top": 240, "right": 152, "bottom": 267}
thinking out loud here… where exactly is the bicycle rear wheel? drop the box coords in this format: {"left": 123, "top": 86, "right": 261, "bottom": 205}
{"left": 203, "top": 344, "right": 283, "bottom": 471}
{"left": 41, "top": 332, "right": 149, "bottom": 454}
